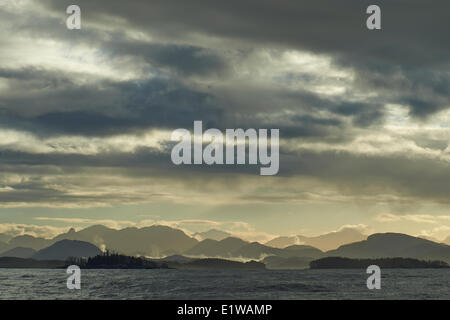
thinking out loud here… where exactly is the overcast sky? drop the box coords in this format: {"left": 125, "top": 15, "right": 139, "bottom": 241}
{"left": 1, "top": 0, "right": 450, "bottom": 241}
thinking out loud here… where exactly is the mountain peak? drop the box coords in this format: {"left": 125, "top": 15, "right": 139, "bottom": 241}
{"left": 193, "top": 229, "right": 232, "bottom": 241}
{"left": 33, "top": 239, "right": 102, "bottom": 261}
{"left": 328, "top": 232, "right": 450, "bottom": 262}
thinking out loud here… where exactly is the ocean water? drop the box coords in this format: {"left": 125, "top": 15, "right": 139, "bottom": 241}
{"left": 0, "top": 268, "right": 449, "bottom": 300}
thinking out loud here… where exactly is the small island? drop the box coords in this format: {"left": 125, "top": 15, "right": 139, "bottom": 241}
{"left": 310, "top": 257, "right": 450, "bottom": 269}
{"left": 67, "top": 251, "right": 169, "bottom": 269}
{"left": 0, "top": 251, "right": 265, "bottom": 270}
{"left": 67, "top": 252, "right": 265, "bottom": 270}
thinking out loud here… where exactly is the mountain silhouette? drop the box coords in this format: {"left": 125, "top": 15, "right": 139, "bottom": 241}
{"left": 6, "top": 225, "right": 450, "bottom": 267}
{"left": 7, "top": 235, "right": 52, "bottom": 251}
{"left": 193, "top": 229, "right": 232, "bottom": 241}
{"left": 265, "top": 236, "right": 299, "bottom": 249}
{"left": 327, "top": 233, "right": 450, "bottom": 262}
{"left": 281, "top": 245, "right": 324, "bottom": 258}
{"left": 443, "top": 235, "right": 450, "bottom": 245}
{"left": 157, "top": 254, "right": 194, "bottom": 263}
{"left": 52, "top": 225, "right": 198, "bottom": 257}
{"left": 184, "top": 237, "right": 323, "bottom": 260}
{"left": 184, "top": 237, "right": 248, "bottom": 257}
{"left": 5, "top": 225, "right": 198, "bottom": 257}
{"left": 0, "top": 240, "right": 8, "bottom": 253}
{"left": 33, "top": 240, "right": 102, "bottom": 260}
{"left": 0, "top": 234, "right": 11, "bottom": 243}
{"left": 265, "top": 227, "right": 367, "bottom": 251}
{"left": 0, "top": 247, "right": 37, "bottom": 258}
{"left": 232, "top": 242, "right": 281, "bottom": 259}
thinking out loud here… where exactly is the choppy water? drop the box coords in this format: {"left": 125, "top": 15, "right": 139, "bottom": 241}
{"left": 0, "top": 268, "right": 449, "bottom": 299}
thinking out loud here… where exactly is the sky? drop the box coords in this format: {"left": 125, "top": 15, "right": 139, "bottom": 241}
{"left": 0, "top": 0, "right": 450, "bottom": 242}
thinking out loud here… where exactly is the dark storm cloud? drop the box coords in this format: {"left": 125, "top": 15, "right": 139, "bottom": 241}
{"left": 0, "top": 68, "right": 225, "bottom": 136}
{"left": 0, "top": 7, "right": 227, "bottom": 78}
{"left": 40, "top": 0, "right": 450, "bottom": 64}
{"left": 2, "top": 144, "right": 450, "bottom": 205}
{"left": 278, "top": 149, "right": 450, "bottom": 204}
{"left": 283, "top": 115, "right": 343, "bottom": 137}
{"left": 104, "top": 40, "right": 228, "bottom": 77}
{"left": 334, "top": 102, "right": 385, "bottom": 127}
{"left": 338, "top": 60, "right": 450, "bottom": 118}
{"left": 39, "top": 0, "right": 450, "bottom": 118}
{"left": 3, "top": 0, "right": 446, "bottom": 129}
{"left": 0, "top": 66, "right": 382, "bottom": 140}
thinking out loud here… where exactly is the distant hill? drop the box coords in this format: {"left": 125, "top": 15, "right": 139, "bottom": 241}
{"left": 52, "top": 225, "right": 198, "bottom": 257}
{"left": 0, "top": 241, "right": 8, "bottom": 253}
{"left": 257, "top": 246, "right": 323, "bottom": 269}
{"left": 157, "top": 255, "right": 195, "bottom": 263}
{"left": 8, "top": 235, "right": 52, "bottom": 251}
{"left": 14, "top": 225, "right": 450, "bottom": 265}
{"left": 185, "top": 237, "right": 248, "bottom": 257}
{"left": 443, "top": 236, "right": 450, "bottom": 246}
{"left": 232, "top": 242, "right": 281, "bottom": 259}
{"left": 265, "top": 227, "right": 367, "bottom": 251}
{"left": 51, "top": 225, "right": 113, "bottom": 247}
{"left": 418, "top": 235, "right": 441, "bottom": 243}
{"left": 265, "top": 236, "right": 299, "bottom": 249}
{"left": 193, "top": 229, "right": 232, "bottom": 241}
{"left": 297, "top": 228, "right": 367, "bottom": 251}
{"left": 327, "top": 233, "right": 450, "bottom": 262}
{"left": 0, "top": 234, "right": 11, "bottom": 243}
{"left": 184, "top": 237, "right": 323, "bottom": 260}
{"left": 0, "top": 247, "right": 36, "bottom": 258}
{"left": 33, "top": 240, "right": 102, "bottom": 260}
{"left": 310, "top": 257, "right": 449, "bottom": 269}
{"left": 281, "top": 245, "right": 324, "bottom": 258}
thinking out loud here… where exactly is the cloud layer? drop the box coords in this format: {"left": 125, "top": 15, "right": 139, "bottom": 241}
{"left": 0, "top": 0, "right": 450, "bottom": 237}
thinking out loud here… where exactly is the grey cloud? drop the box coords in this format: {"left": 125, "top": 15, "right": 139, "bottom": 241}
{"left": 343, "top": 62, "right": 450, "bottom": 118}
{"left": 40, "top": 0, "right": 450, "bottom": 64}
{"left": 279, "top": 149, "right": 450, "bottom": 204}
{"left": 3, "top": 145, "right": 450, "bottom": 205}
{"left": 0, "top": 7, "right": 228, "bottom": 79}
{"left": 0, "top": 69, "right": 224, "bottom": 136}
{"left": 39, "top": 0, "right": 450, "bottom": 118}
{"left": 2, "top": 0, "right": 447, "bottom": 121}
{"left": 0, "top": 67, "right": 382, "bottom": 141}
{"left": 105, "top": 40, "right": 229, "bottom": 77}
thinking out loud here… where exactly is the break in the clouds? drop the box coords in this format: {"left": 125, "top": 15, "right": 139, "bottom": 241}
{"left": 0, "top": 0, "right": 450, "bottom": 238}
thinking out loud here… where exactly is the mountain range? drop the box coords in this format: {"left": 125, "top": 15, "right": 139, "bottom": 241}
{"left": 32, "top": 240, "right": 102, "bottom": 261}
{"left": 0, "top": 225, "right": 198, "bottom": 257}
{"left": 2, "top": 225, "right": 450, "bottom": 269}
{"left": 265, "top": 227, "right": 367, "bottom": 251}
{"left": 327, "top": 233, "right": 450, "bottom": 262}
{"left": 193, "top": 229, "right": 232, "bottom": 241}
